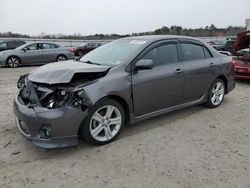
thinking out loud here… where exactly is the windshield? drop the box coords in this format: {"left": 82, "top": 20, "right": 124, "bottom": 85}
{"left": 80, "top": 42, "right": 88, "bottom": 47}
{"left": 80, "top": 39, "right": 146, "bottom": 66}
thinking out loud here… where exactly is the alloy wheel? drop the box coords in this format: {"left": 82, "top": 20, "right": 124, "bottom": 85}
{"left": 211, "top": 82, "right": 225, "bottom": 106}
{"left": 57, "top": 55, "right": 66, "bottom": 61}
{"left": 7, "top": 57, "right": 20, "bottom": 68}
{"left": 89, "top": 105, "right": 122, "bottom": 142}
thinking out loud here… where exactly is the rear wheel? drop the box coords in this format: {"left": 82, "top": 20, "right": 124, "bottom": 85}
{"left": 82, "top": 99, "right": 125, "bottom": 145}
{"left": 7, "top": 56, "right": 21, "bottom": 68}
{"left": 56, "top": 55, "right": 67, "bottom": 62}
{"left": 205, "top": 78, "right": 225, "bottom": 108}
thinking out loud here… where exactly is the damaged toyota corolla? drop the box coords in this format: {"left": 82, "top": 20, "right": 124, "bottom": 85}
{"left": 13, "top": 36, "right": 235, "bottom": 148}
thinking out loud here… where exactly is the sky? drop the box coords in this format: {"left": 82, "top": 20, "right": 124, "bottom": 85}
{"left": 0, "top": 0, "right": 249, "bottom": 36}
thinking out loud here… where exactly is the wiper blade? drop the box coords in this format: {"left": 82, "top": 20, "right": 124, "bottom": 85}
{"left": 82, "top": 61, "right": 101, "bottom": 66}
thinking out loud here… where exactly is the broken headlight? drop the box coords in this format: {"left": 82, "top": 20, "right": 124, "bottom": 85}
{"left": 17, "top": 74, "right": 28, "bottom": 89}
{"left": 41, "top": 88, "right": 90, "bottom": 110}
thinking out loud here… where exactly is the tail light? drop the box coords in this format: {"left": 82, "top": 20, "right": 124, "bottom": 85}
{"left": 231, "top": 59, "right": 237, "bottom": 67}
{"left": 68, "top": 48, "right": 75, "bottom": 53}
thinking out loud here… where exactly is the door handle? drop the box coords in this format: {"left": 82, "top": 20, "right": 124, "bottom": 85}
{"left": 209, "top": 63, "right": 215, "bottom": 67}
{"left": 175, "top": 68, "right": 183, "bottom": 74}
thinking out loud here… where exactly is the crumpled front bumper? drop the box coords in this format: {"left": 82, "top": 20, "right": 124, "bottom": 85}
{"left": 13, "top": 96, "right": 87, "bottom": 149}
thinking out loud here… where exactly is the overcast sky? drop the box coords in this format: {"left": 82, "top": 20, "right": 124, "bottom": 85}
{"left": 0, "top": 0, "right": 249, "bottom": 36}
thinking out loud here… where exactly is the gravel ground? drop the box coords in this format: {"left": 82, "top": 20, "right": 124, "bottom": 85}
{"left": 0, "top": 66, "right": 249, "bottom": 188}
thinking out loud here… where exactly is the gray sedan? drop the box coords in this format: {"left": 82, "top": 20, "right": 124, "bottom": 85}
{"left": 14, "top": 36, "right": 235, "bottom": 148}
{"left": 0, "top": 42, "right": 75, "bottom": 67}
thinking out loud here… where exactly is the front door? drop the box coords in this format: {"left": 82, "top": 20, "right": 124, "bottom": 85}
{"left": 132, "top": 41, "right": 184, "bottom": 116}
{"left": 21, "top": 43, "right": 43, "bottom": 64}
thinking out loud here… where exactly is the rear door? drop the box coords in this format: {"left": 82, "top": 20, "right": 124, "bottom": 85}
{"left": 132, "top": 40, "right": 184, "bottom": 116}
{"left": 41, "top": 43, "right": 59, "bottom": 63}
{"left": 179, "top": 40, "right": 216, "bottom": 102}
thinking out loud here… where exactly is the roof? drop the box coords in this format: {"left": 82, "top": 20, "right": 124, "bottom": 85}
{"left": 121, "top": 35, "right": 203, "bottom": 42}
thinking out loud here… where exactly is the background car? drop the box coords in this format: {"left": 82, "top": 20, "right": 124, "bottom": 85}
{"left": 231, "top": 30, "right": 250, "bottom": 79}
{"left": 232, "top": 57, "right": 250, "bottom": 79}
{"left": 0, "top": 39, "right": 25, "bottom": 52}
{"left": 72, "top": 42, "right": 102, "bottom": 57}
{"left": 0, "top": 42, "right": 75, "bottom": 67}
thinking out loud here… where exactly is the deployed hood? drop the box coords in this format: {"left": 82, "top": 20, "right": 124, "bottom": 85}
{"left": 28, "top": 60, "right": 110, "bottom": 84}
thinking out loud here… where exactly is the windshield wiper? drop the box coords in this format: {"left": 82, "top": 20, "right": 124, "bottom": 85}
{"left": 82, "top": 60, "right": 101, "bottom": 66}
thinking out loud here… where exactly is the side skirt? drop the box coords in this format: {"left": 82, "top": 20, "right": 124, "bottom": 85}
{"left": 130, "top": 94, "right": 207, "bottom": 124}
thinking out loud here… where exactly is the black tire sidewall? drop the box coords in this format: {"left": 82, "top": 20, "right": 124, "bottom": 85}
{"left": 82, "top": 99, "right": 125, "bottom": 145}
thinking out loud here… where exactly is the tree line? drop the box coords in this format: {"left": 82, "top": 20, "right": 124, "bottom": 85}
{"left": 0, "top": 25, "right": 246, "bottom": 40}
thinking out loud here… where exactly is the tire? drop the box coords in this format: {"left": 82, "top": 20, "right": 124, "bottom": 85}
{"left": 82, "top": 99, "right": 125, "bottom": 145}
{"left": 204, "top": 78, "right": 225, "bottom": 108}
{"left": 7, "top": 56, "right": 21, "bottom": 68}
{"left": 56, "top": 55, "right": 67, "bottom": 62}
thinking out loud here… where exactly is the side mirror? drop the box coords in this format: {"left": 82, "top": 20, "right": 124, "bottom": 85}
{"left": 135, "top": 59, "right": 154, "bottom": 70}
{"left": 22, "top": 48, "right": 27, "bottom": 52}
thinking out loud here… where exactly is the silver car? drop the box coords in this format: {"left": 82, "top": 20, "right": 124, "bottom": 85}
{"left": 0, "top": 42, "right": 75, "bottom": 67}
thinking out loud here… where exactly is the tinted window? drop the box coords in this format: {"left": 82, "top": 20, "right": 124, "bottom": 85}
{"left": 142, "top": 44, "right": 178, "bottom": 66}
{"left": 0, "top": 42, "right": 7, "bottom": 48}
{"left": 204, "top": 47, "right": 212, "bottom": 58}
{"left": 181, "top": 43, "right": 205, "bottom": 61}
{"left": 18, "top": 41, "right": 25, "bottom": 45}
{"left": 8, "top": 41, "right": 18, "bottom": 48}
{"left": 25, "top": 44, "right": 38, "bottom": 50}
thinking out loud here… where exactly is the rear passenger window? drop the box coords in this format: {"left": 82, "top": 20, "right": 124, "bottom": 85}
{"left": 8, "top": 42, "right": 18, "bottom": 48}
{"left": 142, "top": 44, "right": 178, "bottom": 66}
{"left": 42, "top": 43, "right": 58, "bottom": 49}
{"left": 180, "top": 43, "right": 205, "bottom": 61}
{"left": 0, "top": 42, "right": 7, "bottom": 48}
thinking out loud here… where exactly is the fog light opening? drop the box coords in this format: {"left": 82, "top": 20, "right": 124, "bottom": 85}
{"left": 39, "top": 125, "right": 51, "bottom": 139}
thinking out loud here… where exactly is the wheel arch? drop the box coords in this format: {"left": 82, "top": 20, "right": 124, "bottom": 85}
{"left": 216, "top": 75, "right": 228, "bottom": 94}
{"left": 77, "top": 94, "right": 130, "bottom": 139}
{"left": 97, "top": 95, "right": 130, "bottom": 125}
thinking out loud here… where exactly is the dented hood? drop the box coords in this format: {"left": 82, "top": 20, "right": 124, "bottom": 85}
{"left": 28, "top": 60, "right": 110, "bottom": 84}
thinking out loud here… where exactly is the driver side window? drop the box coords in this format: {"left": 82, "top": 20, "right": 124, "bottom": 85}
{"left": 25, "top": 44, "right": 38, "bottom": 51}
{"left": 141, "top": 43, "right": 179, "bottom": 66}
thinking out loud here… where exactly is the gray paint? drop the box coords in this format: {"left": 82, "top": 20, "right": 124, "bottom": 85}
{"left": 0, "top": 42, "right": 75, "bottom": 66}
{"left": 28, "top": 60, "right": 110, "bottom": 84}
{"left": 13, "top": 35, "right": 235, "bottom": 148}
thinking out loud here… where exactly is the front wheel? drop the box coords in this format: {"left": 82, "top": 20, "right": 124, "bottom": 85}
{"left": 205, "top": 79, "right": 225, "bottom": 108}
{"left": 7, "top": 56, "right": 21, "bottom": 68}
{"left": 82, "top": 99, "right": 125, "bottom": 145}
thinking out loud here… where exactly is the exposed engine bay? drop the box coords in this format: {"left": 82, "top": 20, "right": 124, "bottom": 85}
{"left": 17, "top": 71, "right": 108, "bottom": 110}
